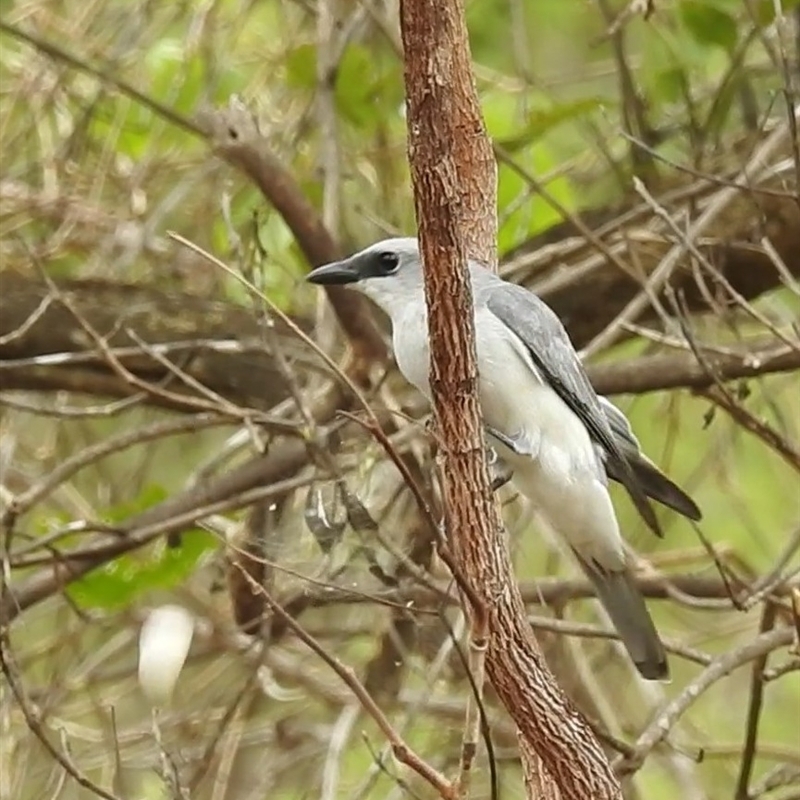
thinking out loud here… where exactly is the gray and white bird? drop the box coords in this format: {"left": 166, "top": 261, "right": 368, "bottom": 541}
{"left": 308, "top": 237, "right": 701, "bottom": 680}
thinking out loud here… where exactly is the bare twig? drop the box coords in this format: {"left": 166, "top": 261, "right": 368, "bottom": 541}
{"left": 734, "top": 604, "right": 777, "bottom": 800}
{"left": 238, "top": 566, "right": 455, "bottom": 798}
{"left": 617, "top": 626, "right": 795, "bottom": 775}
{"left": 0, "top": 633, "right": 124, "bottom": 800}
{"left": 4, "top": 415, "right": 232, "bottom": 529}
{"left": 583, "top": 114, "right": 797, "bottom": 358}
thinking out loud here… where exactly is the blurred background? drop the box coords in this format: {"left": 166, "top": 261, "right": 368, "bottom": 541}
{"left": 1, "top": 0, "right": 799, "bottom": 798}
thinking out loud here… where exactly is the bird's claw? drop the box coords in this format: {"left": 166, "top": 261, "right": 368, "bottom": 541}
{"left": 487, "top": 447, "right": 514, "bottom": 491}
{"left": 486, "top": 425, "right": 526, "bottom": 456}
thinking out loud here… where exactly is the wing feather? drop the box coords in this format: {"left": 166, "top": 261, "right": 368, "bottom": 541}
{"left": 483, "top": 281, "right": 663, "bottom": 537}
{"left": 598, "top": 397, "right": 702, "bottom": 520}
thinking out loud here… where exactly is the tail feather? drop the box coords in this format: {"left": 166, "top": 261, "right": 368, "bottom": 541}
{"left": 606, "top": 455, "right": 702, "bottom": 521}
{"left": 630, "top": 457, "right": 702, "bottom": 521}
{"left": 574, "top": 550, "right": 669, "bottom": 680}
{"left": 598, "top": 397, "right": 701, "bottom": 522}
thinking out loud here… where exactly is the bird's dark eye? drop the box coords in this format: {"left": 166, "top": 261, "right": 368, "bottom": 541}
{"left": 376, "top": 251, "right": 399, "bottom": 275}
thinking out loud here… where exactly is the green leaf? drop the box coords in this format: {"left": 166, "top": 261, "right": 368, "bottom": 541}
{"left": 285, "top": 44, "right": 317, "bottom": 91}
{"left": 496, "top": 98, "right": 605, "bottom": 152}
{"left": 481, "top": 90, "right": 576, "bottom": 251}
{"left": 66, "top": 487, "right": 218, "bottom": 610}
{"left": 653, "top": 67, "right": 687, "bottom": 104}
{"left": 679, "top": 1, "right": 738, "bottom": 52}
{"left": 68, "top": 529, "right": 217, "bottom": 610}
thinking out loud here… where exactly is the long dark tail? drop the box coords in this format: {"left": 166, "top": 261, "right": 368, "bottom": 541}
{"left": 606, "top": 454, "right": 701, "bottom": 521}
{"left": 574, "top": 550, "right": 669, "bottom": 680}
{"left": 598, "top": 397, "right": 701, "bottom": 522}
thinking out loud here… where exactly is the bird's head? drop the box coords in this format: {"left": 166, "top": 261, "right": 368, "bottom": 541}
{"left": 306, "top": 237, "right": 423, "bottom": 317}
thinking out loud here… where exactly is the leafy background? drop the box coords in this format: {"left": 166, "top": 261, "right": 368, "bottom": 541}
{"left": 1, "top": 0, "right": 799, "bottom": 798}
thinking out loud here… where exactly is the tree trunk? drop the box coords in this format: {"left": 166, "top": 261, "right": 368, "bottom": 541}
{"left": 399, "top": 0, "right": 622, "bottom": 798}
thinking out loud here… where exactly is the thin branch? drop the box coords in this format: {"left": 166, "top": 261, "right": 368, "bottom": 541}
{"left": 616, "top": 626, "right": 795, "bottom": 776}
{"left": 239, "top": 567, "right": 455, "bottom": 799}
{"left": 699, "top": 385, "right": 800, "bottom": 473}
{"left": 588, "top": 337, "right": 800, "bottom": 396}
{"left": 0, "top": 633, "right": 125, "bottom": 800}
{"left": 4, "top": 415, "right": 233, "bottom": 530}
{"left": 0, "top": 442, "right": 325, "bottom": 622}
{"left": 582, "top": 113, "right": 797, "bottom": 358}
{"left": 735, "top": 604, "right": 777, "bottom": 800}
{"left": 0, "top": 20, "right": 384, "bottom": 363}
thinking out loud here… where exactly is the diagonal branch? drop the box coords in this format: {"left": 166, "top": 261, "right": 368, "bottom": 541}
{"left": 0, "top": 20, "right": 384, "bottom": 364}
{"left": 615, "top": 625, "right": 795, "bottom": 776}
{"left": 201, "top": 99, "right": 385, "bottom": 364}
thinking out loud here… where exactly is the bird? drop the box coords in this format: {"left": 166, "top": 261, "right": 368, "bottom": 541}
{"left": 307, "top": 237, "right": 701, "bottom": 680}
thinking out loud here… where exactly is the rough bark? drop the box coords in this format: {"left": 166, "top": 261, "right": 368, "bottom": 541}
{"left": 400, "top": 0, "right": 620, "bottom": 798}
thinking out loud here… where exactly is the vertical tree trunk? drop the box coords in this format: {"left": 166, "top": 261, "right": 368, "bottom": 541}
{"left": 399, "top": 1, "right": 623, "bottom": 798}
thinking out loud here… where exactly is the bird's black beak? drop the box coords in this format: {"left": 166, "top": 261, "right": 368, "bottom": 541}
{"left": 307, "top": 259, "right": 361, "bottom": 285}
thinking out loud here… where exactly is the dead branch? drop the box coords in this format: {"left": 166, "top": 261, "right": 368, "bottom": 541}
{"left": 0, "top": 272, "right": 310, "bottom": 411}
{"left": 3, "top": 275, "right": 797, "bottom": 411}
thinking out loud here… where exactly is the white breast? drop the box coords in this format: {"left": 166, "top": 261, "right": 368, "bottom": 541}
{"left": 392, "top": 302, "right": 433, "bottom": 394}
{"left": 393, "top": 304, "right": 596, "bottom": 467}
{"left": 391, "top": 296, "right": 622, "bottom": 568}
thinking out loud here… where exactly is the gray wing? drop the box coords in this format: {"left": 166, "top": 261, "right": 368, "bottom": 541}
{"left": 599, "top": 397, "right": 702, "bottom": 521}
{"left": 483, "top": 281, "right": 663, "bottom": 537}
{"left": 598, "top": 396, "right": 642, "bottom": 452}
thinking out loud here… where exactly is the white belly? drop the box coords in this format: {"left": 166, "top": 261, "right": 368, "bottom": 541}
{"left": 392, "top": 304, "right": 625, "bottom": 569}
{"left": 395, "top": 306, "right": 596, "bottom": 471}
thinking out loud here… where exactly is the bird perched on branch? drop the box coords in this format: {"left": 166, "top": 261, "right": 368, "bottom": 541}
{"left": 308, "top": 237, "right": 701, "bottom": 680}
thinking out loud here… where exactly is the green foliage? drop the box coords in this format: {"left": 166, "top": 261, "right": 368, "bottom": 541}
{"left": 87, "top": 97, "right": 154, "bottom": 162}
{"left": 2, "top": 1, "right": 797, "bottom": 798}
{"left": 482, "top": 91, "right": 580, "bottom": 251}
{"left": 495, "top": 97, "right": 607, "bottom": 153}
{"left": 678, "top": 0, "right": 738, "bottom": 53}
{"left": 145, "top": 38, "right": 207, "bottom": 115}
{"left": 337, "top": 45, "right": 404, "bottom": 130}
{"left": 286, "top": 41, "right": 403, "bottom": 131}
{"left": 68, "top": 530, "right": 217, "bottom": 610}
{"left": 66, "top": 487, "right": 218, "bottom": 610}
{"left": 284, "top": 42, "right": 317, "bottom": 90}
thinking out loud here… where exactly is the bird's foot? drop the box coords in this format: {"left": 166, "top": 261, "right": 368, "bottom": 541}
{"left": 486, "top": 447, "right": 514, "bottom": 491}
{"left": 486, "top": 425, "right": 529, "bottom": 456}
